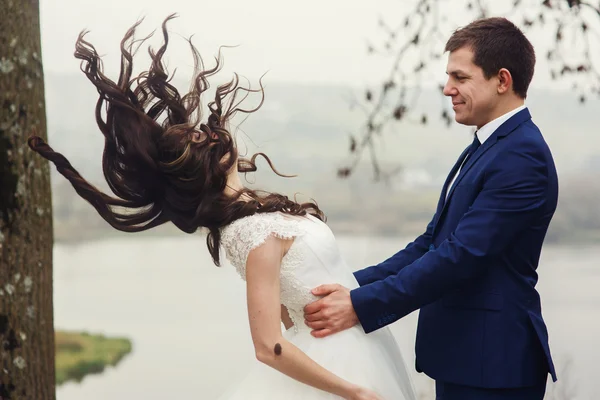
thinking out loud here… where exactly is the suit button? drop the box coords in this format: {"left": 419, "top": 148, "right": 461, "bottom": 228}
{"left": 429, "top": 244, "right": 435, "bottom": 251}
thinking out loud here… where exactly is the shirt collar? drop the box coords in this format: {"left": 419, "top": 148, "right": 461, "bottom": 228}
{"left": 476, "top": 104, "right": 527, "bottom": 144}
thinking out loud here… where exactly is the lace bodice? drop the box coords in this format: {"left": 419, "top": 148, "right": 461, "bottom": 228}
{"left": 220, "top": 212, "right": 359, "bottom": 332}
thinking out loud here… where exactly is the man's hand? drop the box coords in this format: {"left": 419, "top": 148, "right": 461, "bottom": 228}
{"left": 303, "top": 284, "right": 359, "bottom": 338}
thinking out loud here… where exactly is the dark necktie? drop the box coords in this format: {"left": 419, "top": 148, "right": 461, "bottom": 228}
{"left": 445, "top": 132, "right": 482, "bottom": 199}
{"left": 463, "top": 132, "right": 481, "bottom": 164}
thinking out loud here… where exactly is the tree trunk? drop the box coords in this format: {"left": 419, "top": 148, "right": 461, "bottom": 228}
{"left": 0, "top": 0, "right": 56, "bottom": 399}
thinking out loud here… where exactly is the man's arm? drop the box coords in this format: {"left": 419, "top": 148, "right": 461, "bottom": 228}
{"left": 351, "top": 145, "right": 550, "bottom": 333}
{"left": 353, "top": 214, "right": 436, "bottom": 286}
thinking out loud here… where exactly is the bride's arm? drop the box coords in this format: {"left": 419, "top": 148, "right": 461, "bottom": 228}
{"left": 246, "top": 235, "right": 360, "bottom": 399}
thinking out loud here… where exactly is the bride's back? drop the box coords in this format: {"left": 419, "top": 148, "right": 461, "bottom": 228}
{"left": 220, "top": 211, "right": 417, "bottom": 400}
{"left": 220, "top": 212, "right": 359, "bottom": 331}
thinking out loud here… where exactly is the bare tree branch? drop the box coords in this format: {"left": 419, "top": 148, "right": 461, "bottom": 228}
{"left": 340, "top": 0, "right": 600, "bottom": 180}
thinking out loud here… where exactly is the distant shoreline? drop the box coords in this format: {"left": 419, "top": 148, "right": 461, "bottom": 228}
{"left": 52, "top": 226, "right": 600, "bottom": 248}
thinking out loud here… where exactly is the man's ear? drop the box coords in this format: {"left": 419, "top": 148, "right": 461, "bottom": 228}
{"left": 497, "top": 68, "right": 513, "bottom": 94}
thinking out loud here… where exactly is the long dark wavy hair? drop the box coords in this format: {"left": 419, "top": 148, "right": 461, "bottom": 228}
{"left": 28, "top": 14, "right": 324, "bottom": 265}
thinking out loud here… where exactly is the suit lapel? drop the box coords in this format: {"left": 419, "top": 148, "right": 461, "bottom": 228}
{"left": 444, "top": 136, "right": 494, "bottom": 201}
{"left": 435, "top": 147, "right": 470, "bottom": 216}
{"left": 433, "top": 108, "right": 533, "bottom": 236}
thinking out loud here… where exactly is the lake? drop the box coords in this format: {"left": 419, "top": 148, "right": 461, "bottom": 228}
{"left": 53, "top": 235, "right": 599, "bottom": 400}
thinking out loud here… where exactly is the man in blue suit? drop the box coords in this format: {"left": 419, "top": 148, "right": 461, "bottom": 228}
{"left": 304, "top": 17, "right": 558, "bottom": 399}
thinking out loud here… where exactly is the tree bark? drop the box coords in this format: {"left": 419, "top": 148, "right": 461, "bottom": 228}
{"left": 0, "top": 0, "right": 56, "bottom": 399}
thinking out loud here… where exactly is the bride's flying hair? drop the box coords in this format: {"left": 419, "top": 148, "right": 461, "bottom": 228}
{"left": 28, "top": 14, "right": 324, "bottom": 265}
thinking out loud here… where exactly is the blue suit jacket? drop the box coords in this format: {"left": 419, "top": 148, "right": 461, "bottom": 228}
{"left": 351, "top": 108, "right": 558, "bottom": 388}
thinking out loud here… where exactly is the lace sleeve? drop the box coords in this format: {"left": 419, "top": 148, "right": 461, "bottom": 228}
{"left": 220, "top": 212, "right": 304, "bottom": 280}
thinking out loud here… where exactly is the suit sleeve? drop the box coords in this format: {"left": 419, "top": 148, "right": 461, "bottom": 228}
{"left": 353, "top": 215, "right": 436, "bottom": 286}
{"left": 350, "top": 145, "right": 550, "bottom": 333}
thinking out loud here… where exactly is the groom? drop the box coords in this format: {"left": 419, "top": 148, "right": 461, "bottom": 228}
{"left": 304, "top": 17, "right": 558, "bottom": 400}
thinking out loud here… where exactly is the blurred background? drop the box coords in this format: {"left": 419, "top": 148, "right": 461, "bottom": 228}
{"left": 38, "top": 0, "right": 599, "bottom": 399}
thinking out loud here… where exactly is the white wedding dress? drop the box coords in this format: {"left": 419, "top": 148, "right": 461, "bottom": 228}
{"left": 217, "top": 212, "right": 417, "bottom": 400}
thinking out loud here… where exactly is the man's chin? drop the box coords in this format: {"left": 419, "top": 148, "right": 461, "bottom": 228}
{"left": 454, "top": 114, "right": 474, "bottom": 127}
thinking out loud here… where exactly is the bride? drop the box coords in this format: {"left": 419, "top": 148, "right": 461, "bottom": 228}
{"left": 29, "top": 15, "right": 416, "bottom": 400}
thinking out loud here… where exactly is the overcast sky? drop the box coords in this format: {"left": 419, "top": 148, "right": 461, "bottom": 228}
{"left": 39, "top": 0, "right": 587, "bottom": 89}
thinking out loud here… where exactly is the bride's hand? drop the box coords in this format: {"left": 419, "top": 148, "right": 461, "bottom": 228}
{"left": 344, "top": 385, "right": 384, "bottom": 400}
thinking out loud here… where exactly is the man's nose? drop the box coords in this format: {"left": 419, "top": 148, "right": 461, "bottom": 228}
{"left": 442, "top": 80, "right": 456, "bottom": 97}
